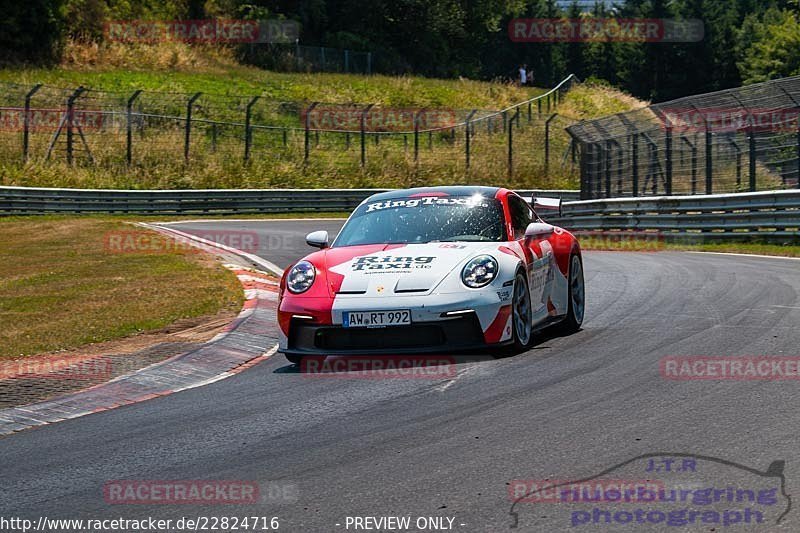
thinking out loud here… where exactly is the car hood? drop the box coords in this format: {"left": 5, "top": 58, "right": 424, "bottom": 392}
{"left": 324, "top": 242, "right": 499, "bottom": 297}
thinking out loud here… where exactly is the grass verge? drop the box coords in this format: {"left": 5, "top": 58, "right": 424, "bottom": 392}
{"left": 0, "top": 216, "right": 243, "bottom": 359}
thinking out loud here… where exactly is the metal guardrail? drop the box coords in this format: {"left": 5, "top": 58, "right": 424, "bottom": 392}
{"left": 3, "top": 186, "right": 795, "bottom": 242}
{"left": 551, "top": 189, "right": 800, "bottom": 241}
{"left": 0, "top": 186, "right": 580, "bottom": 215}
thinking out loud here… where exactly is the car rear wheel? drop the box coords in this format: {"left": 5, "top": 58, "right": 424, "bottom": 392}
{"left": 557, "top": 254, "right": 585, "bottom": 334}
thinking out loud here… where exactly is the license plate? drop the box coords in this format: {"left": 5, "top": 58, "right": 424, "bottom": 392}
{"left": 342, "top": 310, "right": 412, "bottom": 328}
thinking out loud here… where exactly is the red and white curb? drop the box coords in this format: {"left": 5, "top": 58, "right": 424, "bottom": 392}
{"left": 0, "top": 231, "right": 283, "bottom": 437}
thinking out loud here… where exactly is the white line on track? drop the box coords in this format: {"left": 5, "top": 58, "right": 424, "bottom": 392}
{"left": 172, "top": 345, "right": 279, "bottom": 394}
{"left": 158, "top": 218, "right": 347, "bottom": 224}
{"left": 138, "top": 222, "right": 285, "bottom": 276}
{"left": 686, "top": 251, "right": 800, "bottom": 261}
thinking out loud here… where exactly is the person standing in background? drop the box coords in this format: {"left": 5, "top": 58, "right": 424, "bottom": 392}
{"left": 518, "top": 64, "right": 527, "bottom": 86}
{"left": 526, "top": 64, "right": 533, "bottom": 86}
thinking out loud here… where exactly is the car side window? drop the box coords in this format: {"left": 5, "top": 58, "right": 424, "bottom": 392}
{"left": 508, "top": 196, "right": 534, "bottom": 240}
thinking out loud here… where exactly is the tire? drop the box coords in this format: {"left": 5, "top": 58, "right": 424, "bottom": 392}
{"left": 285, "top": 354, "right": 303, "bottom": 365}
{"left": 556, "top": 254, "right": 585, "bottom": 334}
{"left": 496, "top": 270, "right": 533, "bottom": 357}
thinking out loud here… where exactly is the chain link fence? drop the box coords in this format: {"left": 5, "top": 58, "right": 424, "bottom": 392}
{"left": 0, "top": 75, "right": 580, "bottom": 190}
{"left": 241, "top": 44, "right": 374, "bottom": 74}
{"left": 568, "top": 75, "right": 800, "bottom": 199}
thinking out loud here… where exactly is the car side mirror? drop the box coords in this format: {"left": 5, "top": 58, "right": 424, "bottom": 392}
{"left": 306, "top": 230, "right": 329, "bottom": 249}
{"left": 525, "top": 222, "right": 554, "bottom": 240}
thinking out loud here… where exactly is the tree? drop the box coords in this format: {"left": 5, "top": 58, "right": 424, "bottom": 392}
{"left": 0, "top": 0, "right": 64, "bottom": 65}
{"left": 738, "top": 8, "right": 800, "bottom": 84}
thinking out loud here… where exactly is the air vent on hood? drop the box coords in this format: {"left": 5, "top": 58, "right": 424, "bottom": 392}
{"left": 394, "top": 288, "right": 428, "bottom": 294}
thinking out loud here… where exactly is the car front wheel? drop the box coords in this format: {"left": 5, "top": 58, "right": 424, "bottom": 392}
{"left": 510, "top": 270, "right": 533, "bottom": 350}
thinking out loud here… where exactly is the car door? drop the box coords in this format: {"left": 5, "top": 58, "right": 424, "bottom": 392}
{"left": 507, "top": 195, "right": 553, "bottom": 319}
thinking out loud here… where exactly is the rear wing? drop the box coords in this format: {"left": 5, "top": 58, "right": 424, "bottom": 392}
{"left": 531, "top": 196, "right": 562, "bottom": 218}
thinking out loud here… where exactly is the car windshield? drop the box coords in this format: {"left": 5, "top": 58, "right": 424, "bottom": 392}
{"left": 333, "top": 194, "right": 507, "bottom": 246}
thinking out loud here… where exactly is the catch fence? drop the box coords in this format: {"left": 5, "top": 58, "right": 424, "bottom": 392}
{"left": 568, "top": 76, "right": 800, "bottom": 199}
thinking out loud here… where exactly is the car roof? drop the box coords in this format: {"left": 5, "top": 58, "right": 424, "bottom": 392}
{"left": 365, "top": 186, "right": 504, "bottom": 202}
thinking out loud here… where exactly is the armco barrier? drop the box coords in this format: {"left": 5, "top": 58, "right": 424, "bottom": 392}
{"left": 550, "top": 189, "right": 800, "bottom": 241}
{"left": 0, "top": 187, "right": 579, "bottom": 215}
{"left": 1, "top": 186, "right": 796, "bottom": 242}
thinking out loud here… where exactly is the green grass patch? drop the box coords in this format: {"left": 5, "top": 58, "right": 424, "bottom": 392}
{"left": 0, "top": 216, "right": 243, "bottom": 358}
{"left": 0, "top": 66, "right": 645, "bottom": 192}
{"left": 0, "top": 67, "right": 542, "bottom": 109}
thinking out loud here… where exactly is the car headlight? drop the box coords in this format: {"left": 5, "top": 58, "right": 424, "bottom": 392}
{"left": 287, "top": 261, "right": 316, "bottom": 294}
{"left": 461, "top": 255, "right": 498, "bottom": 288}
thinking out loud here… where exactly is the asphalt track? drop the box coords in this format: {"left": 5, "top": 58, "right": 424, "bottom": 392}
{"left": 2, "top": 219, "right": 800, "bottom": 532}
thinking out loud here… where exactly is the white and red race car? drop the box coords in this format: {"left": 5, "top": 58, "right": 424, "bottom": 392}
{"left": 277, "top": 186, "right": 584, "bottom": 363}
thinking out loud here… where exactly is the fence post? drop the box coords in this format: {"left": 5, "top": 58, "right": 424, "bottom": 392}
{"left": 581, "top": 142, "right": 594, "bottom": 199}
{"left": 244, "top": 95, "right": 260, "bottom": 162}
{"left": 527, "top": 102, "right": 532, "bottom": 123}
{"left": 66, "top": 86, "right": 87, "bottom": 166}
{"left": 577, "top": 140, "right": 589, "bottom": 200}
{"left": 507, "top": 108, "right": 519, "bottom": 178}
{"left": 344, "top": 50, "right": 350, "bottom": 73}
{"left": 184, "top": 92, "right": 201, "bottom": 163}
{"left": 465, "top": 110, "right": 477, "bottom": 170}
{"left": 680, "top": 136, "right": 698, "bottom": 195}
{"left": 367, "top": 52, "right": 372, "bottom": 75}
{"left": 664, "top": 122, "right": 673, "bottom": 195}
{"left": 546, "top": 93, "right": 551, "bottom": 113}
{"left": 125, "top": 90, "right": 142, "bottom": 166}
{"left": 502, "top": 110, "right": 507, "bottom": 133}
{"left": 305, "top": 102, "right": 319, "bottom": 164}
{"left": 748, "top": 127, "right": 757, "bottom": 192}
{"left": 616, "top": 141, "right": 623, "bottom": 195}
{"left": 210, "top": 123, "right": 218, "bottom": 152}
{"left": 631, "top": 133, "right": 639, "bottom": 197}
{"left": 704, "top": 117, "right": 713, "bottom": 194}
{"left": 23, "top": 84, "right": 42, "bottom": 162}
{"left": 360, "top": 103, "right": 374, "bottom": 166}
{"left": 413, "top": 110, "right": 422, "bottom": 163}
{"left": 605, "top": 140, "right": 612, "bottom": 198}
{"left": 544, "top": 113, "right": 558, "bottom": 177}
